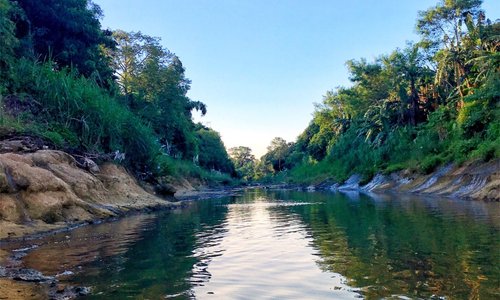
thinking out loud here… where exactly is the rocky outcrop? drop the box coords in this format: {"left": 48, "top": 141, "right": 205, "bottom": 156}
{"left": 0, "top": 150, "right": 175, "bottom": 239}
{"left": 329, "top": 160, "right": 499, "bottom": 201}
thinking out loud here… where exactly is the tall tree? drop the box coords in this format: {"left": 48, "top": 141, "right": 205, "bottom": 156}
{"left": 14, "top": 0, "right": 115, "bottom": 86}
{"left": 262, "top": 137, "right": 290, "bottom": 172}
{"left": 417, "top": 0, "right": 484, "bottom": 101}
{"left": 110, "top": 30, "right": 206, "bottom": 158}
{"left": 229, "top": 146, "right": 255, "bottom": 168}
{"left": 111, "top": 30, "right": 172, "bottom": 100}
{"left": 383, "top": 45, "right": 435, "bottom": 125}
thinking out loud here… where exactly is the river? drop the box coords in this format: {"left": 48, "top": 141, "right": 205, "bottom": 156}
{"left": 2, "top": 189, "right": 499, "bottom": 299}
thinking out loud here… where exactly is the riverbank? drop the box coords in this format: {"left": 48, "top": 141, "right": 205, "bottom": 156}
{"left": 0, "top": 149, "right": 179, "bottom": 240}
{"left": 1, "top": 147, "right": 496, "bottom": 241}
{"left": 291, "top": 159, "right": 499, "bottom": 201}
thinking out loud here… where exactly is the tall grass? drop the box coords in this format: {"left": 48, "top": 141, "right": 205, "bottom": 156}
{"left": 6, "top": 58, "right": 159, "bottom": 166}
{"left": 155, "top": 155, "right": 236, "bottom": 186}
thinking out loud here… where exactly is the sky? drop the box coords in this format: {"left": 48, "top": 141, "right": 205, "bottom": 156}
{"left": 94, "top": 0, "right": 499, "bottom": 157}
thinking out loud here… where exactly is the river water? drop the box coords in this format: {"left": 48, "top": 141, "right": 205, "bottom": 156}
{"left": 4, "top": 189, "right": 500, "bottom": 299}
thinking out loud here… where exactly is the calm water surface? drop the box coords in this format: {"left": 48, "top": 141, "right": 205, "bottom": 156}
{"left": 4, "top": 189, "right": 499, "bottom": 299}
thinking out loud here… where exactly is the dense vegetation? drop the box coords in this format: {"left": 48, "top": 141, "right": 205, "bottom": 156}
{"left": 235, "top": 0, "right": 499, "bottom": 184}
{"left": 0, "top": 0, "right": 497, "bottom": 187}
{"left": 0, "top": 0, "right": 235, "bottom": 185}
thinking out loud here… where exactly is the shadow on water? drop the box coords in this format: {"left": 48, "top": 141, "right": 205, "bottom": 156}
{"left": 2, "top": 189, "right": 498, "bottom": 299}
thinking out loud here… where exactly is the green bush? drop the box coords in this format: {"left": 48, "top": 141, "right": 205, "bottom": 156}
{"left": 384, "top": 163, "right": 407, "bottom": 174}
{"left": 419, "top": 155, "right": 444, "bottom": 174}
{"left": 8, "top": 59, "right": 160, "bottom": 168}
{"left": 154, "top": 155, "right": 235, "bottom": 186}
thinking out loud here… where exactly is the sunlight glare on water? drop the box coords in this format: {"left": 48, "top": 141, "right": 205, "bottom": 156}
{"left": 190, "top": 197, "right": 359, "bottom": 299}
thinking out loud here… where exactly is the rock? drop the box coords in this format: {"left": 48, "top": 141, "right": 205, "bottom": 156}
{"left": 12, "top": 268, "right": 53, "bottom": 282}
{"left": 55, "top": 270, "right": 74, "bottom": 278}
{"left": 0, "top": 135, "right": 47, "bottom": 154}
{"left": 75, "top": 286, "right": 91, "bottom": 296}
{"left": 56, "top": 284, "right": 67, "bottom": 293}
{"left": 329, "top": 183, "right": 340, "bottom": 191}
{"left": 361, "top": 174, "right": 389, "bottom": 192}
{"left": 83, "top": 158, "right": 100, "bottom": 173}
{"left": 47, "top": 285, "right": 91, "bottom": 299}
{"left": 339, "top": 174, "right": 361, "bottom": 191}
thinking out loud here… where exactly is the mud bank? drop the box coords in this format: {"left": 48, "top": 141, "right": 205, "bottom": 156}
{"left": 309, "top": 160, "right": 499, "bottom": 201}
{"left": 0, "top": 149, "right": 181, "bottom": 299}
{"left": 0, "top": 150, "right": 177, "bottom": 240}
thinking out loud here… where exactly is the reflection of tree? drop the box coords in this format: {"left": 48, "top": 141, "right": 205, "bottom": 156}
{"left": 274, "top": 191, "right": 499, "bottom": 299}
{"left": 70, "top": 198, "right": 230, "bottom": 299}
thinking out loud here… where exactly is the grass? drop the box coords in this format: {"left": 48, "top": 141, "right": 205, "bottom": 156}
{"left": 5, "top": 59, "right": 159, "bottom": 165}
{"left": 155, "top": 155, "right": 236, "bottom": 186}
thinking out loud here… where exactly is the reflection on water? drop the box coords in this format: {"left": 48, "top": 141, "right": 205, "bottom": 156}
{"left": 13, "top": 214, "right": 158, "bottom": 276}
{"left": 2, "top": 189, "right": 499, "bottom": 299}
{"left": 191, "top": 196, "right": 357, "bottom": 299}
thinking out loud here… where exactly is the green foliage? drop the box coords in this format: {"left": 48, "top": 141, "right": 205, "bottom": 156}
{"left": 228, "top": 146, "right": 257, "bottom": 181}
{"left": 0, "top": 0, "right": 236, "bottom": 186}
{"left": 196, "top": 128, "right": 235, "bottom": 174}
{"left": 288, "top": 159, "right": 337, "bottom": 184}
{"left": 261, "top": 137, "right": 295, "bottom": 173}
{"left": 14, "top": 0, "right": 115, "bottom": 86}
{"left": 0, "top": 0, "right": 17, "bottom": 93}
{"left": 261, "top": 0, "right": 499, "bottom": 185}
{"left": 110, "top": 30, "right": 206, "bottom": 159}
{"left": 155, "top": 155, "right": 235, "bottom": 186}
{"left": 6, "top": 58, "right": 159, "bottom": 167}
{"left": 1, "top": 57, "right": 236, "bottom": 182}
{"left": 420, "top": 154, "right": 445, "bottom": 174}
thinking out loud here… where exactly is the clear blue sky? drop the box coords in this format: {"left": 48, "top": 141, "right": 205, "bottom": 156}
{"left": 94, "top": 0, "right": 499, "bottom": 157}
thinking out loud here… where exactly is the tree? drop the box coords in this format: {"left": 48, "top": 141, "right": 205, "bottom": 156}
{"left": 229, "top": 146, "right": 255, "bottom": 168}
{"left": 229, "top": 146, "right": 256, "bottom": 180}
{"left": 383, "top": 44, "right": 435, "bottom": 125}
{"left": 346, "top": 58, "right": 391, "bottom": 106}
{"left": 417, "top": 0, "right": 483, "bottom": 51}
{"left": 417, "top": 0, "right": 484, "bottom": 101}
{"left": 111, "top": 30, "right": 172, "bottom": 99}
{"left": 0, "top": 0, "right": 18, "bottom": 90}
{"left": 262, "top": 137, "right": 291, "bottom": 172}
{"left": 110, "top": 30, "right": 206, "bottom": 159}
{"left": 14, "top": 0, "right": 115, "bottom": 86}
{"left": 196, "top": 128, "right": 234, "bottom": 174}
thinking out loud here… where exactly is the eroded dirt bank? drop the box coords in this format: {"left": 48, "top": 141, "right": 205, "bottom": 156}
{"left": 0, "top": 150, "right": 176, "bottom": 240}
{"left": 316, "top": 159, "right": 499, "bottom": 201}
{"left": 0, "top": 149, "right": 183, "bottom": 299}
